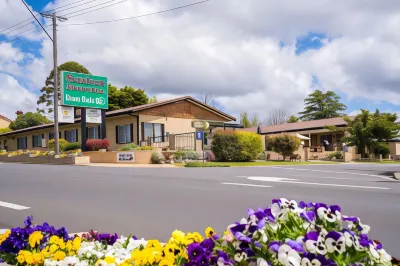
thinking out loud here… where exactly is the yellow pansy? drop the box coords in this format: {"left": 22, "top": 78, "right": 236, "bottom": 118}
{"left": 32, "top": 252, "right": 44, "bottom": 265}
{"left": 52, "top": 251, "right": 66, "bottom": 261}
{"left": 66, "top": 240, "right": 73, "bottom": 251}
{"left": 25, "top": 253, "right": 34, "bottom": 265}
{"left": 0, "top": 230, "right": 10, "bottom": 245}
{"left": 146, "top": 240, "right": 162, "bottom": 250}
{"left": 104, "top": 256, "right": 116, "bottom": 264}
{"left": 118, "top": 259, "right": 132, "bottom": 266}
{"left": 205, "top": 227, "right": 216, "bottom": 238}
{"left": 159, "top": 258, "right": 174, "bottom": 266}
{"left": 16, "top": 254, "right": 25, "bottom": 264}
{"left": 41, "top": 246, "right": 51, "bottom": 258}
{"left": 49, "top": 244, "right": 59, "bottom": 254}
{"left": 49, "top": 235, "right": 59, "bottom": 244}
{"left": 172, "top": 230, "right": 185, "bottom": 242}
{"left": 72, "top": 236, "right": 82, "bottom": 250}
{"left": 28, "top": 231, "right": 43, "bottom": 248}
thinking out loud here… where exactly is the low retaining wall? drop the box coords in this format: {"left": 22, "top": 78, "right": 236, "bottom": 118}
{"left": 0, "top": 155, "right": 90, "bottom": 165}
{"left": 83, "top": 151, "right": 153, "bottom": 164}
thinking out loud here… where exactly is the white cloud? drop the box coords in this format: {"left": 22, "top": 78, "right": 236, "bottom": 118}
{"left": 0, "top": 73, "right": 38, "bottom": 119}
{"left": 1, "top": 0, "right": 400, "bottom": 120}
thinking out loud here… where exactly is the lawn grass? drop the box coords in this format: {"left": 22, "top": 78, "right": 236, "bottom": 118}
{"left": 174, "top": 161, "right": 342, "bottom": 167}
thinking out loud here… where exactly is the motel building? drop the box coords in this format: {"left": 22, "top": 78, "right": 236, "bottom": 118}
{"left": 0, "top": 96, "right": 238, "bottom": 153}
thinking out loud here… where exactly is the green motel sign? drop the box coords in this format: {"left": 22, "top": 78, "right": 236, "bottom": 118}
{"left": 60, "top": 71, "right": 108, "bottom": 109}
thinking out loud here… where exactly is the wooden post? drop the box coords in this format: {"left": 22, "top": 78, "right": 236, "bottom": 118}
{"left": 81, "top": 108, "right": 87, "bottom": 151}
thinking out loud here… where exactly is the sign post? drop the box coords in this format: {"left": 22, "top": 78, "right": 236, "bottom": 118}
{"left": 60, "top": 71, "right": 108, "bottom": 151}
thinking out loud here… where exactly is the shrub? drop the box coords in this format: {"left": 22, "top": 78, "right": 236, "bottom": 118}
{"left": 269, "top": 134, "right": 301, "bottom": 160}
{"left": 136, "top": 146, "right": 153, "bottom": 151}
{"left": 86, "top": 139, "right": 110, "bottom": 151}
{"left": 211, "top": 130, "right": 263, "bottom": 162}
{"left": 119, "top": 143, "right": 138, "bottom": 151}
{"left": 327, "top": 151, "right": 343, "bottom": 160}
{"left": 372, "top": 142, "right": 390, "bottom": 158}
{"left": 48, "top": 139, "right": 69, "bottom": 151}
{"left": 173, "top": 150, "right": 200, "bottom": 161}
{"left": 63, "top": 142, "right": 81, "bottom": 152}
{"left": 257, "top": 152, "right": 266, "bottom": 160}
{"left": 184, "top": 162, "right": 230, "bottom": 167}
{"left": 162, "top": 152, "right": 174, "bottom": 161}
{"left": 151, "top": 152, "right": 165, "bottom": 164}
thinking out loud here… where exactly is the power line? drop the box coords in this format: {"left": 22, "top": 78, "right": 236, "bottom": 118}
{"left": 42, "top": 0, "right": 88, "bottom": 14}
{"left": 21, "top": 0, "right": 52, "bottom": 41}
{"left": 63, "top": 0, "right": 121, "bottom": 17}
{"left": 45, "top": 0, "right": 98, "bottom": 15}
{"left": 62, "top": 0, "right": 210, "bottom": 26}
{"left": 67, "top": 0, "right": 128, "bottom": 18}
{"left": 1, "top": 20, "right": 33, "bottom": 35}
{"left": 0, "top": 0, "right": 94, "bottom": 34}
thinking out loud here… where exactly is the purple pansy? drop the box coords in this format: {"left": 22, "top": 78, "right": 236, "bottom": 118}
{"left": 286, "top": 240, "right": 305, "bottom": 253}
{"left": 300, "top": 211, "right": 316, "bottom": 223}
{"left": 234, "top": 232, "right": 252, "bottom": 243}
{"left": 96, "top": 233, "right": 118, "bottom": 245}
{"left": 268, "top": 241, "right": 281, "bottom": 253}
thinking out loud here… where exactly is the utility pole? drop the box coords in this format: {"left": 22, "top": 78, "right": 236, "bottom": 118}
{"left": 40, "top": 12, "right": 67, "bottom": 155}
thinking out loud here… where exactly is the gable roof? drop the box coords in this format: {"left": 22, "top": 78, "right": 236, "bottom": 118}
{"left": 0, "top": 96, "right": 235, "bottom": 137}
{"left": 0, "top": 114, "right": 11, "bottom": 122}
{"left": 255, "top": 117, "right": 348, "bottom": 134}
{"left": 107, "top": 96, "right": 236, "bottom": 121}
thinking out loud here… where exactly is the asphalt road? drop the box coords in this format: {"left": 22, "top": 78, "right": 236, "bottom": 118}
{"left": 0, "top": 162, "right": 399, "bottom": 256}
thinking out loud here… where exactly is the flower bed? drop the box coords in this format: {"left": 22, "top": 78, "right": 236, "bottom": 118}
{"left": 0, "top": 199, "right": 397, "bottom": 266}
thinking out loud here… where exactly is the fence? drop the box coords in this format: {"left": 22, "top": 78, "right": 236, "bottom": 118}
{"left": 143, "top": 132, "right": 196, "bottom": 150}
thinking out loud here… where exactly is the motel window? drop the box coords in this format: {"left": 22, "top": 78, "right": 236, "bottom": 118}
{"left": 87, "top": 126, "right": 100, "bottom": 140}
{"left": 17, "top": 137, "right": 27, "bottom": 150}
{"left": 116, "top": 124, "right": 133, "bottom": 144}
{"left": 142, "top": 123, "right": 165, "bottom": 142}
{"left": 65, "top": 129, "right": 78, "bottom": 143}
{"left": 49, "top": 132, "right": 62, "bottom": 140}
{"left": 32, "top": 134, "right": 43, "bottom": 148}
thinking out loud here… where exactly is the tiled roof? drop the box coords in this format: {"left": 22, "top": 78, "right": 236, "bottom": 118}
{"left": 245, "top": 117, "right": 348, "bottom": 134}
{"left": 0, "top": 114, "right": 11, "bottom": 122}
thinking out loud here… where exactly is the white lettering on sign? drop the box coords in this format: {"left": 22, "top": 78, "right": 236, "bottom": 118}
{"left": 66, "top": 94, "right": 81, "bottom": 102}
{"left": 82, "top": 96, "right": 95, "bottom": 104}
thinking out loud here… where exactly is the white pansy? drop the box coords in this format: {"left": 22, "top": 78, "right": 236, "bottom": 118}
{"left": 234, "top": 252, "right": 248, "bottom": 262}
{"left": 301, "top": 258, "right": 321, "bottom": 266}
{"left": 278, "top": 244, "right": 301, "bottom": 266}
{"left": 325, "top": 235, "right": 346, "bottom": 254}
{"left": 317, "top": 207, "right": 337, "bottom": 223}
{"left": 315, "top": 236, "right": 327, "bottom": 255}
{"left": 257, "top": 258, "right": 269, "bottom": 266}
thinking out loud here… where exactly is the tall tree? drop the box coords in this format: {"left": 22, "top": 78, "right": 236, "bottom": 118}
{"left": 9, "top": 112, "right": 50, "bottom": 130}
{"left": 107, "top": 84, "right": 149, "bottom": 111}
{"left": 240, "top": 112, "right": 260, "bottom": 128}
{"left": 287, "top": 115, "right": 300, "bottom": 123}
{"left": 37, "top": 61, "right": 90, "bottom": 114}
{"left": 148, "top": 96, "right": 158, "bottom": 104}
{"left": 298, "top": 90, "right": 347, "bottom": 121}
{"left": 329, "top": 109, "right": 400, "bottom": 157}
{"left": 264, "top": 108, "right": 291, "bottom": 125}
{"left": 200, "top": 93, "right": 215, "bottom": 107}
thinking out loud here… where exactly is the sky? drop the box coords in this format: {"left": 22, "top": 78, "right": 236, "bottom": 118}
{"left": 0, "top": 0, "right": 400, "bottom": 122}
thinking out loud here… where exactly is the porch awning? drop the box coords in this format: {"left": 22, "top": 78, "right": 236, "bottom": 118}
{"left": 291, "top": 133, "right": 310, "bottom": 140}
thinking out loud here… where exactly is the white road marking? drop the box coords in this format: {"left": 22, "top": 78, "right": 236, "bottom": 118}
{"left": 221, "top": 182, "right": 274, "bottom": 188}
{"left": 237, "top": 176, "right": 295, "bottom": 182}
{"left": 0, "top": 201, "right": 30, "bottom": 210}
{"left": 267, "top": 166, "right": 396, "bottom": 181}
{"left": 246, "top": 176, "right": 389, "bottom": 190}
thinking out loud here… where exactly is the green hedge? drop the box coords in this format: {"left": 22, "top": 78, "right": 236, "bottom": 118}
{"left": 211, "top": 130, "right": 263, "bottom": 162}
{"left": 372, "top": 142, "right": 390, "bottom": 158}
{"left": 48, "top": 139, "right": 69, "bottom": 151}
{"left": 184, "top": 162, "right": 230, "bottom": 167}
{"left": 63, "top": 142, "right": 81, "bottom": 152}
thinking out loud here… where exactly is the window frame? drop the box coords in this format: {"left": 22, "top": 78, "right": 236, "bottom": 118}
{"left": 32, "top": 134, "right": 43, "bottom": 148}
{"left": 116, "top": 124, "right": 133, "bottom": 144}
{"left": 64, "top": 129, "right": 78, "bottom": 143}
{"left": 17, "top": 137, "right": 27, "bottom": 150}
{"left": 141, "top": 123, "right": 165, "bottom": 142}
{"left": 87, "top": 126, "right": 101, "bottom": 140}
